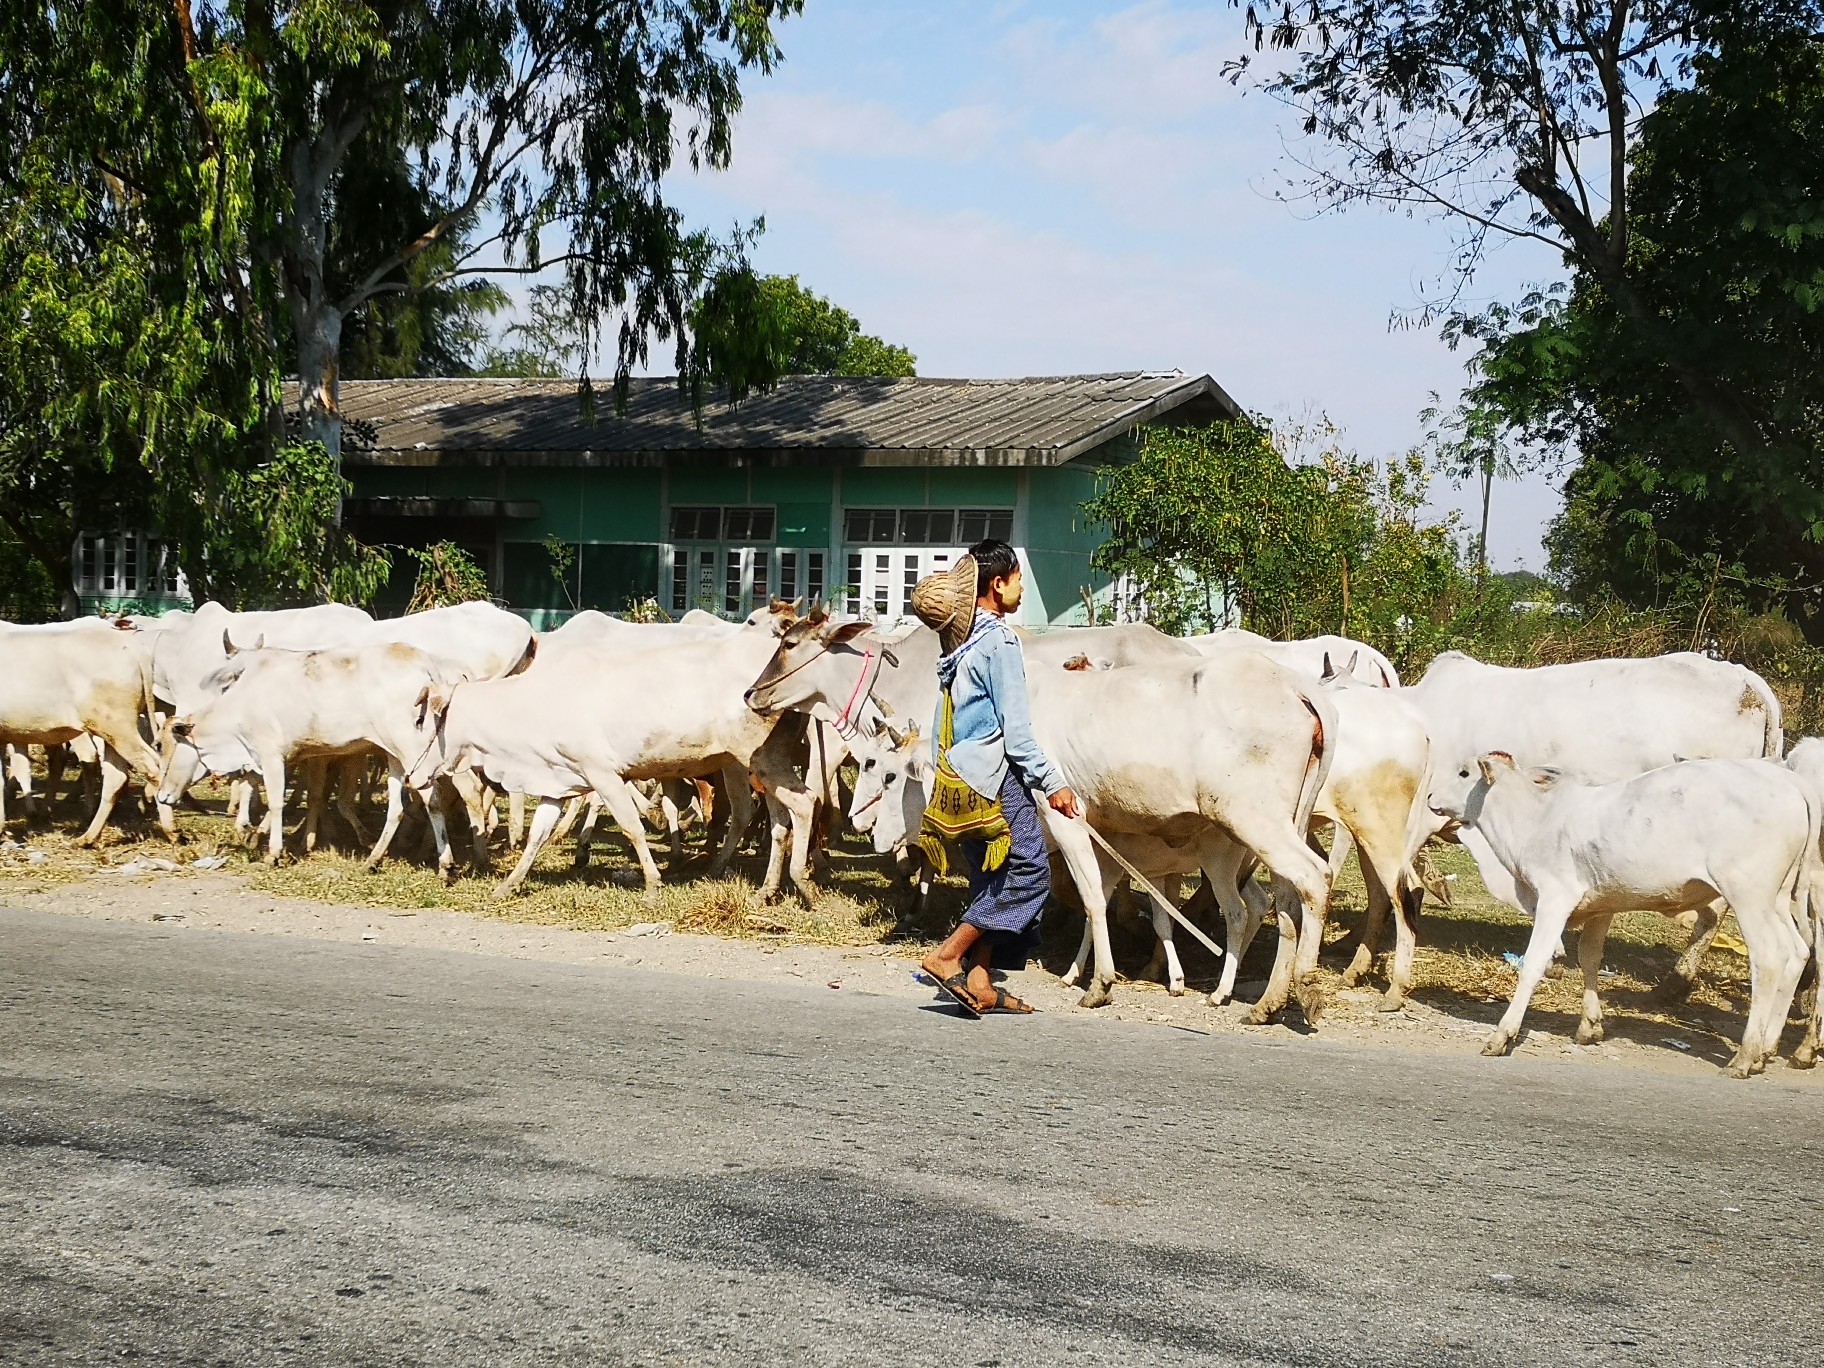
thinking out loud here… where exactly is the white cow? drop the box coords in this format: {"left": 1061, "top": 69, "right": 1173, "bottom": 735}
{"left": 1186, "top": 629, "right": 1401, "bottom": 688}
{"left": 406, "top": 621, "right": 819, "bottom": 901}
{"left": 0, "top": 622, "right": 175, "bottom": 843}
{"left": 1789, "top": 737, "right": 1824, "bottom": 790}
{"left": 1428, "top": 753, "right": 1818, "bottom": 1076}
{"left": 746, "top": 617, "right": 1338, "bottom": 1019}
{"left": 1019, "top": 622, "right": 1200, "bottom": 670}
{"left": 158, "top": 642, "right": 456, "bottom": 869}
{"left": 1406, "top": 650, "right": 1784, "bottom": 993}
{"left": 155, "top": 601, "right": 375, "bottom": 717}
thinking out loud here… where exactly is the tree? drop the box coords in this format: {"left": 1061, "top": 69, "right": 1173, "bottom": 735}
{"left": 217, "top": 0, "right": 803, "bottom": 463}
{"left": 689, "top": 271, "right": 917, "bottom": 400}
{"left": 1454, "top": 33, "right": 1824, "bottom": 635}
{"left": 1229, "top": 0, "right": 1824, "bottom": 573}
{"left": 1082, "top": 417, "right": 1462, "bottom": 656}
{"left": 0, "top": 0, "right": 388, "bottom": 611}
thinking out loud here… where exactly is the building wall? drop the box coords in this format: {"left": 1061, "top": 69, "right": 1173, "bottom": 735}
{"left": 349, "top": 453, "right": 1109, "bottom": 626}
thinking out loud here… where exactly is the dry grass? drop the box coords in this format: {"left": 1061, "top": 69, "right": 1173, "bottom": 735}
{"left": 0, "top": 760, "right": 1764, "bottom": 1052}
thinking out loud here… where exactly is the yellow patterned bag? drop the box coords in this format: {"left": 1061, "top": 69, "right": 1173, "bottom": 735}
{"left": 917, "top": 686, "right": 1011, "bottom": 877}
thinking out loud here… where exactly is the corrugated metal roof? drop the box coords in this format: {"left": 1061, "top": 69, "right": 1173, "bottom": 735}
{"left": 298, "top": 372, "right": 1240, "bottom": 468}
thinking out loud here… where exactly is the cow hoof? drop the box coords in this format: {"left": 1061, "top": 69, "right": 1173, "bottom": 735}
{"left": 1725, "top": 1059, "right": 1755, "bottom": 1080}
{"left": 1376, "top": 992, "right": 1407, "bottom": 1014}
{"left": 1575, "top": 1019, "right": 1605, "bottom": 1046}
{"left": 1481, "top": 1032, "right": 1515, "bottom": 1057}
{"left": 1651, "top": 974, "right": 1697, "bottom": 1006}
{"left": 1167, "top": 983, "right": 1186, "bottom": 998}
{"left": 1787, "top": 1049, "right": 1816, "bottom": 1070}
{"left": 1242, "top": 1005, "right": 1279, "bottom": 1026}
{"left": 1295, "top": 981, "right": 1326, "bottom": 1026}
{"left": 1076, "top": 983, "right": 1112, "bottom": 1010}
{"left": 1207, "top": 990, "right": 1231, "bottom": 1008}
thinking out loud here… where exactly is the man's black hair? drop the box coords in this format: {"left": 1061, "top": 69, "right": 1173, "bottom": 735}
{"left": 971, "top": 539, "right": 1019, "bottom": 597}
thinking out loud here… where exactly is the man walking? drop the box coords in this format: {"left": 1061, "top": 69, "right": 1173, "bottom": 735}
{"left": 909, "top": 540, "right": 1080, "bottom": 1016}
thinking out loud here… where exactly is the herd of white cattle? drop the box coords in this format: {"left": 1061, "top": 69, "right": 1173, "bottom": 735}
{"left": 4, "top": 600, "right": 1822, "bottom": 1079}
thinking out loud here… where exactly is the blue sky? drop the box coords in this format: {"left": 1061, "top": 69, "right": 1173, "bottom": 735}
{"left": 656, "top": 0, "right": 1570, "bottom": 569}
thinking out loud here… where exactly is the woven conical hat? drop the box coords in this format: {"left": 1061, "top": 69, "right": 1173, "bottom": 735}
{"left": 910, "top": 555, "right": 978, "bottom": 653}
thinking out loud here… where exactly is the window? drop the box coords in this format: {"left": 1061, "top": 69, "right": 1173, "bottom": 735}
{"left": 670, "top": 505, "right": 774, "bottom": 542}
{"left": 75, "top": 532, "right": 185, "bottom": 599}
{"left": 843, "top": 508, "right": 898, "bottom": 544}
{"left": 900, "top": 509, "right": 955, "bottom": 544}
{"left": 670, "top": 506, "right": 721, "bottom": 541}
{"left": 841, "top": 507, "right": 1012, "bottom": 546}
{"left": 723, "top": 506, "right": 775, "bottom": 541}
{"left": 957, "top": 509, "right": 1014, "bottom": 544}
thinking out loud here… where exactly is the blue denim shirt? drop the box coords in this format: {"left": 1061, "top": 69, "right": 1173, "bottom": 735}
{"left": 935, "top": 610, "right": 1068, "bottom": 800}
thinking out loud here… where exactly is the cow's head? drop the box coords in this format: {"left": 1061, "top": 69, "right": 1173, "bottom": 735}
{"left": 1427, "top": 750, "right": 1562, "bottom": 827}
{"left": 743, "top": 604, "right": 875, "bottom": 715}
{"left": 850, "top": 724, "right": 930, "bottom": 855}
{"left": 156, "top": 713, "right": 253, "bottom": 808}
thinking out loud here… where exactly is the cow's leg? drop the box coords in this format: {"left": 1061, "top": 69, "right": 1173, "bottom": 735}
{"left": 1352, "top": 830, "right": 1417, "bottom": 1011}
{"left": 302, "top": 756, "right": 330, "bottom": 854}
{"left": 422, "top": 786, "right": 456, "bottom": 883}
{"left": 363, "top": 761, "right": 408, "bottom": 871}
{"left": 574, "top": 795, "right": 603, "bottom": 871}
{"left": 41, "top": 742, "right": 68, "bottom": 812}
{"left": 1224, "top": 814, "right": 1331, "bottom": 1025}
{"left": 1790, "top": 892, "right": 1824, "bottom": 1070}
{"left": 1042, "top": 812, "right": 1119, "bottom": 1008}
{"left": 446, "top": 769, "right": 495, "bottom": 871}
{"left": 261, "top": 756, "right": 289, "bottom": 865}
{"left": 752, "top": 763, "right": 820, "bottom": 904}
{"left": 590, "top": 772, "right": 664, "bottom": 899}
{"left": 1147, "top": 875, "right": 1190, "bottom": 996}
{"left": 232, "top": 778, "right": 255, "bottom": 834}
{"left": 1184, "top": 838, "right": 1261, "bottom": 1007}
{"left": 705, "top": 766, "right": 754, "bottom": 877}
{"left": 74, "top": 741, "right": 132, "bottom": 847}
{"left": 495, "top": 797, "right": 564, "bottom": 897}
{"left": 1573, "top": 913, "right": 1615, "bottom": 1045}
{"left": 1485, "top": 890, "right": 1576, "bottom": 1056}
{"left": 507, "top": 790, "right": 527, "bottom": 848}
{"left": 1386, "top": 882, "right": 1424, "bottom": 1013}
{"left": 1653, "top": 899, "right": 1725, "bottom": 1003}
{"left": 1725, "top": 890, "right": 1810, "bottom": 1077}
{"left": 333, "top": 756, "right": 371, "bottom": 846}
{"left": 551, "top": 794, "right": 587, "bottom": 845}
{"left": 661, "top": 787, "right": 685, "bottom": 863}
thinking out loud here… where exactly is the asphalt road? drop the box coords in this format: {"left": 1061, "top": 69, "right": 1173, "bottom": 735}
{"left": 2, "top": 907, "right": 1822, "bottom": 1368}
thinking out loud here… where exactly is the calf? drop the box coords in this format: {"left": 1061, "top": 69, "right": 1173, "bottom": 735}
{"left": 1429, "top": 753, "right": 1818, "bottom": 1077}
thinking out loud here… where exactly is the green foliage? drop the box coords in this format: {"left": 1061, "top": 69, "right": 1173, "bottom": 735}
{"left": 544, "top": 535, "right": 579, "bottom": 611}
{"left": 0, "top": 0, "right": 395, "bottom": 610}
{"left": 0, "top": 522, "right": 56, "bottom": 623}
{"left": 1451, "top": 33, "right": 1824, "bottom": 638}
{"left": 689, "top": 271, "right": 917, "bottom": 401}
{"left": 475, "top": 287, "right": 591, "bottom": 380}
{"left": 1084, "top": 418, "right": 1460, "bottom": 653}
{"left": 404, "top": 542, "right": 491, "bottom": 613}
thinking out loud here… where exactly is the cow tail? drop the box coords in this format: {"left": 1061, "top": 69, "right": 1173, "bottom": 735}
{"left": 1294, "top": 690, "right": 1335, "bottom": 838}
{"left": 1751, "top": 671, "right": 1784, "bottom": 759}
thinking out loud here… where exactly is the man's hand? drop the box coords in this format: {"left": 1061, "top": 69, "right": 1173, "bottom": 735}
{"left": 1048, "top": 786, "right": 1082, "bottom": 819}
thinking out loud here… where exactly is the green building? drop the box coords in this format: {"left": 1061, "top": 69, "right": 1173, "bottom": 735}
{"left": 337, "top": 371, "right": 1237, "bottom": 628}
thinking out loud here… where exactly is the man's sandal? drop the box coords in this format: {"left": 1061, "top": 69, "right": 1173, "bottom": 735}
{"left": 977, "top": 985, "right": 1035, "bottom": 1014}
{"left": 927, "top": 970, "right": 982, "bottom": 1018}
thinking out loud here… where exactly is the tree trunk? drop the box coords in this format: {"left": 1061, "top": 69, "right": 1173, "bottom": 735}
{"left": 295, "top": 302, "right": 344, "bottom": 467}
{"left": 1475, "top": 463, "right": 1493, "bottom": 602}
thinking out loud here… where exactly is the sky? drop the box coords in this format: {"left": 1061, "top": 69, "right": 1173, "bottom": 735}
{"left": 654, "top": 0, "right": 1571, "bottom": 570}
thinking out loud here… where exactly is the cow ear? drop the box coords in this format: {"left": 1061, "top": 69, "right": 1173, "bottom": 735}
{"left": 824, "top": 620, "right": 871, "bottom": 646}
{"left": 1478, "top": 752, "right": 1517, "bottom": 784}
{"left": 1529, "top": 766, "right": 1563, "bottom": 790}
